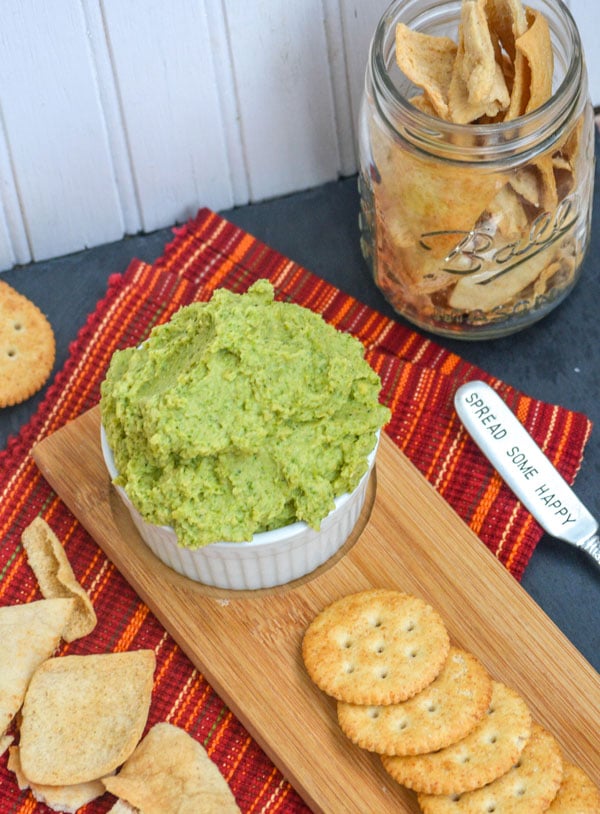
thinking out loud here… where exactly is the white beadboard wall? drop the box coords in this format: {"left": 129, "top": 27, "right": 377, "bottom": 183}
{"left": 0, "top": 0, "right": 597, "bottom": 272}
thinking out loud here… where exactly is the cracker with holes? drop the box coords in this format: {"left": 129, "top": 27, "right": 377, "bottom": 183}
{"left": 337, "top": 648, "right": 492, "bottom": 756}
{"left": 302, "top": 589, "right": 450, "bottom": 705}
{"left": 417, "top": 722, "right": 563, "bottom": 813}
{"left": 382, "top": 681, "right": 532, "bottom": 795}
{"left": 0, "top": 281, "right": 55, "bottom": 408}
{"left": 547, "top": 760, "right": 600, "bottom": 812}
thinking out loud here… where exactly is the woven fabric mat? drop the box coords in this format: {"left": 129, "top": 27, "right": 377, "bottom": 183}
{"left": 0, "top": 208, "right": 593, "bottom": 812}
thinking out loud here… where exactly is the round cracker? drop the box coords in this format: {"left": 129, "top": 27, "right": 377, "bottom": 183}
{"left": 417, "top": 722, "right": 563, "bottom": 813}
{"left": 547, "top": 761, "right": 600, "bottom": 812}
{"left": 338, "top": 648, "right": 492, "bottom": 756}
{"left": 382, "top": 681, "right": 531, "bottom": 794}
{"left": 0, "top": 281, "right": 55, "bottom": 407}
{"left": 302, "top": 590, "right": 450, "bottom": 705}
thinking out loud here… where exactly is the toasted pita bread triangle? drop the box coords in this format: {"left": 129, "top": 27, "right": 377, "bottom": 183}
{"left": 8, "top": 745, "right": 106, "bottom": 813}
{"left": 395, "top": 23, "right": 457, "bottom": 119}
{"left": 19, "top": 650, "right": 155, "bottom": 786}
{"left": 485, "top": 0, "right": 528, "bottom": 62}
{"left": 103, "top": 723, "right": 241, "bottom": 814}
{"left": 0, "top": 597, "right": 74, "bottom": 737}
{"left": 22, "top": 516, "right": 97, "bottom": 642}
{"left": 505, "top": 7, "right": 553, "bottom": 120}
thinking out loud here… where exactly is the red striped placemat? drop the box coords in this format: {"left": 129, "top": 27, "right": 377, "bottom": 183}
{"left": 0, "top": 208, "right": 592, "bottom": 812}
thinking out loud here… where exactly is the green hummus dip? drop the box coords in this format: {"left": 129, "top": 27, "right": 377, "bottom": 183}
{"left": 100, "top": 281, "right": 389, "bottom": 548}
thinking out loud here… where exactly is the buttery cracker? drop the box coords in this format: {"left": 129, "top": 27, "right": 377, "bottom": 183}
{"left": 302, "top": 589, "right": 450, "bottom": 705}
{"left": 547, "top": 760, "right": 600, "bottom": 812}
{"left": 417, "top": 722, "right": 563, "bottom": 813}
{"left": 337, "top": 648, "right": 492, "bottom": 756}
{"left": 0, "top": 280, "right": 55, "bottom": 408}
{"left": 21, "top": 516, "right": 97, "bottom": 642}
{"left": 382, "top": 681, "right": 532, "bottom": 795}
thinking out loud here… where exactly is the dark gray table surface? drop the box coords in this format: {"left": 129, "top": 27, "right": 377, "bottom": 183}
{"left": 1, "top": 166, "right": 599, "bottom": 672}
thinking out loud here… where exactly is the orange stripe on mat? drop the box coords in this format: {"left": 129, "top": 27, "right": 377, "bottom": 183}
{"left": 246, "top": 767, "right": 280, "bottom": 814}
{"left": 505, "top": 514, "right": 536, "bottom": 571}
{"left": 113, "top": 603, "right": 149, "bottom": 651}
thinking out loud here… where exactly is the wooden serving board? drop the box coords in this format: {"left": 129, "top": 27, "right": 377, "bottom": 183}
{"left": 33, "top": 407, "right": 600, "bottom": 813}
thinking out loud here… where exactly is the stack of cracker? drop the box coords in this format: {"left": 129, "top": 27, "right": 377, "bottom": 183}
{"left": 302, "top": 589, "right": 600, "bottom": 812}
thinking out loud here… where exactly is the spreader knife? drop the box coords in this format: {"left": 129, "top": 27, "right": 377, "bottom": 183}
{"left": 454, "top": 380, "right": 600, "bottom": 567}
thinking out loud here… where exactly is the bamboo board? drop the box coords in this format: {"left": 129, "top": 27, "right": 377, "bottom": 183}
{"left": 33, "top": 406, "right": 600, "bottom": 813}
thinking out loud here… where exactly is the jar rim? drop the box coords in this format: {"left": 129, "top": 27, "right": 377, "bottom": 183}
{"left": 369, "top": 0, "right": 585, "bottom": 162}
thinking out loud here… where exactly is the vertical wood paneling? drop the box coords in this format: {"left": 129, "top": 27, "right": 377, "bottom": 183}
{"left": 0, "top": 115, "right": 31, "bottom": 268}
{"left": 322, "top": 0, "right": 356, "bottom": 176}
{"left": 0, "top": 0, "right": 596, "bottom": 274}
{"left": 568, "top": 1, "right": 600, "bottom": 106}
{"left": 338, "top": 0, "right": 390, "bottom": 154}
{"left": 81, "top": 0, "right": 143, "bottom": 235}
{"left": 101, "top": 0, "right": 234, "bottom": 232}
{"left": 0, "top": 1, "right": 125, "bottom": 262}
{"left": 204, "top": 0, "right": 250, "bottom": 207}
{"left": 223, "top": 0, "right": 341, "bottom": 201}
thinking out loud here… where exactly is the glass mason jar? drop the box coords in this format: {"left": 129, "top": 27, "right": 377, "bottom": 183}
{"left": 358, "top": 0, "right": 595, "bottom": 339}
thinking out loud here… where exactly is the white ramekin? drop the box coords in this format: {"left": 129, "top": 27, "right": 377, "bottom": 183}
{"left": 100, "top": 426, "right": 378, "bottom": 590}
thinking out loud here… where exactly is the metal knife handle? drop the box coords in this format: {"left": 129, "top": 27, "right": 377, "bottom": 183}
{"left": 580, "top": 534, "right": 600, "bottom": 567}
{"left": 454, "top": 381, "right": 599, "bottom": 554}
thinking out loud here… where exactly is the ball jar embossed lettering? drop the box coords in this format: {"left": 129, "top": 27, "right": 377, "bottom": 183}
{"left": 358, "top": 0, "right": 594, "bottom": 339}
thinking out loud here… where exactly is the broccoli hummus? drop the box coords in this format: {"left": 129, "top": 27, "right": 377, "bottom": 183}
{"left": 100, "top": 281, "right": 389, "bottom": 548}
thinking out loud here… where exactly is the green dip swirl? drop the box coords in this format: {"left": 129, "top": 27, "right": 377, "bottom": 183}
{"left": 100, "top": 280, "right": 389, "bottom": 548}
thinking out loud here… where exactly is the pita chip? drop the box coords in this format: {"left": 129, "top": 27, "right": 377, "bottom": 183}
{"left": 395, "top": 24, "right": 457, "bottom": 119}
{"left": 103, "top": 723, "right": 241, "bottom": 814}
{"left": 1, "top": 734, "right": 14, "bottom": 757}
{"left": 505, "top": 7, "right": 553, "bottom": 119}
{"left": 0, "top": 597, "right": 74, "bottom": 737}
{"left": 448, "top": 31, "right": 510, "bottom": 124}
{"left": 518, "top": 8, "right": 553, "bottom": 114}
{"left": 449, "top": 239, "right": 559, "bottom": 312}
{"left": 21, "top": 517, "right": 97, "bottom": 642}
{"left": 8, "top": 745, "right": 107, "bottom": 813}
{"left": 19, "top": 650, "right": 155, "bottom": 786}
{"left": 485, "top": 0, "right": 528, "bottom": 62}
{"left": 460, "top": 0, "right": 502, "bottom": 106}
{"left": 108, "top": 802, "right": 138, "bottom": 814}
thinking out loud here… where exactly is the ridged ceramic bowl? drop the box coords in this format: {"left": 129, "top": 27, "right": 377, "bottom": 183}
{"left": 100, "top": 426, "right": 379, "bottom": 590}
